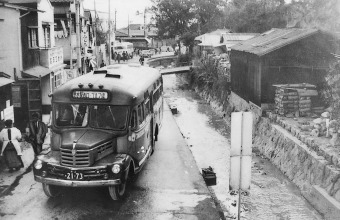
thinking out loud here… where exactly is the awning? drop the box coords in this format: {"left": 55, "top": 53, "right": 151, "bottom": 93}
{"left": 0, "top": 77, "right": 14, "bottom": 87}
{"left": 22, "top": 66, "right": 52, "bottom": 78}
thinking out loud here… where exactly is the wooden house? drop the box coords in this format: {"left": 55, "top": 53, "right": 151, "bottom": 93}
{"left": 230, "top": 28, "right": 335, "bottom": 108}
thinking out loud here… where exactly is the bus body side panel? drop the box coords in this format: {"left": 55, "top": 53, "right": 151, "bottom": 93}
{"left": 134, "top": 120, "right": 151, "bottom": 167}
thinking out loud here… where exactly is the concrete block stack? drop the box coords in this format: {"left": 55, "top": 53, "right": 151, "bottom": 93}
{"left": 273, "top": 84, "right": 318, "bottom": 117}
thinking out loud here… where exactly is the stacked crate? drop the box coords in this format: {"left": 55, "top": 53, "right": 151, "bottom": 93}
{"left": 274, "top": 84, "right": 318, "bottom": 117}
{"left": 274, "top": 88, "right": 299, "bottom": 116}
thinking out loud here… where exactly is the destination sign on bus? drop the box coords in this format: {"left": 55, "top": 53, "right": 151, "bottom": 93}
{"left": 72, "top": 90, "right": 109, "bottom": 100}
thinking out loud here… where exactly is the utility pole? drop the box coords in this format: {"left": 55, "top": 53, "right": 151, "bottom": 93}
{"left": 128, "top": 14, "right": 130, "bottom": 36}
{"left": 108, "top": 0, "right": 111, "bottom": 65}
{"left": 115, "top": 9, "right": 117, "bottom": 31}
{"left": 144, "top": 8, "right": 146, "bottom": 37}
{"left": 75, "top": 0, "right": 81, "bottom": 74}
{"left": 94, "top": 0, "right": 98, "bottom": 69}
{"left": 69, "top": 10, "right": 73, "bottom": 70}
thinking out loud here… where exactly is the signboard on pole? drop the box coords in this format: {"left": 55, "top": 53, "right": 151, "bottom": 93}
{"left": 230, "top": 111, "right": 253, "bottom": 190}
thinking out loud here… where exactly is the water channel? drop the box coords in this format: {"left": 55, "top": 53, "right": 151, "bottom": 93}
{"left": 163, "top": 73, "right": 323, "bottom": 220}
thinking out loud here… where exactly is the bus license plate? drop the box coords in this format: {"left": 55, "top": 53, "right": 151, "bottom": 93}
{"left": 65, "top": 172, "right": 83, "bottom": 180}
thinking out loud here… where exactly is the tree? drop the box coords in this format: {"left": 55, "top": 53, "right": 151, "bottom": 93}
{"left": 150, "top": 0, "right": 196, "bottom": 38}
{"left": 151, "top": 0, "right": 227, "bottom": 38}
{"left": 287, "top": 0, "right": 340, "bottom": 32}
{"left": 224, "top": 0, "right": 289, "bottom": 33}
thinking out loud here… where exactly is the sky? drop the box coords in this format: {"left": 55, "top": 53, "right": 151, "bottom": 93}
{"left": 83, "top": 0, "right": 153, "bottom": 29}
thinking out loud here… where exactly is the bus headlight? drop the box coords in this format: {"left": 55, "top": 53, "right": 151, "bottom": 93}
{"left": 34, "top": 160, "right": 43, "bottom": 170}
{"left": 112, "top": 164, "right": 121, "bottom": 174}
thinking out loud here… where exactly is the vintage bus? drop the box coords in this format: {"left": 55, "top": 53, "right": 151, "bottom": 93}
{"left": 112, "top": 42, "right": 134, "bottom": 58}
{"left": 33, "top": 63, "right": 163, "bottom": 200}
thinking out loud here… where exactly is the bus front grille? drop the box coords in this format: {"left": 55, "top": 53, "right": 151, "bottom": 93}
{"left": 60, "top": 148, "right": 91, "bottom": 167}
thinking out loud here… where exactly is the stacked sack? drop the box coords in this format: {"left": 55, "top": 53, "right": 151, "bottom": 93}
{"left": 274, "top": 88, "right": 299, "bottom": 116}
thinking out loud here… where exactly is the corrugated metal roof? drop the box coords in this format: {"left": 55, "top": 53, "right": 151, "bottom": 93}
{"left": 222, "top": 33, "right": 258, "bottom": 41}
{"left": 0, "top": 77, "right": 14, "bottom": 87}
{"left": 231, "top": 28, "right": 319, "bottom": 56}
{"left": 50, "top": 0, "right": 73, "bottom": 2}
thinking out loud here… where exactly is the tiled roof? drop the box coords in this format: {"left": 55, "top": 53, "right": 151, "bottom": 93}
{"left": 231, "top": 28, "right": 319, "bottom": 56}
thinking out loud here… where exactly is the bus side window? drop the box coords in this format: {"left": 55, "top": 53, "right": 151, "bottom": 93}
{"left": 130, "top": 110, "right": 137, "bottom": 129}
{"left": 145, "top": 100, "right": 150, "bottom": 116}
{"left": 138, "top": 104, "right": 144, "bottom": 125}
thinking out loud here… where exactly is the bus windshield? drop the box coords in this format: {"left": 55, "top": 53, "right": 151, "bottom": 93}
{"left": 55, "top": 104, "right": 128, "bottom": 130}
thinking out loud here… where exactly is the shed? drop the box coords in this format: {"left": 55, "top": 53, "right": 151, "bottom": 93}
{"left": 230, "top": 28, "right": 335, "bottom": 108}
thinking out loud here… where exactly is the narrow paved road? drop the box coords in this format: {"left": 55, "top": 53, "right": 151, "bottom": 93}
{"left": 0, "top": 101, "right": 221, "bottom": 220}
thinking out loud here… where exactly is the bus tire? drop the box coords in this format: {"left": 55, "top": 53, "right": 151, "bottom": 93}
{"left": 108, "top": 167, "right": 129, "bottom": 200}
{"left": 42, "top": 183, "right": 61, "bottom": 198}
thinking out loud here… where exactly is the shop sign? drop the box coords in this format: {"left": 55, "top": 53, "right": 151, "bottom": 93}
{"left": 48, "top": 47, "right": 63, "bottom": 68}
{"left": 81, "top": 27, "right": 89, "bottom": 48}
{"left": 11, "top": 86, "right": 21, "bottom": 107}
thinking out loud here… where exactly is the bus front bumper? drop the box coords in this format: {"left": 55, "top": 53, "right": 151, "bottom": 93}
{"left": 35, "top": 176, "right": 121, "bottom": 187}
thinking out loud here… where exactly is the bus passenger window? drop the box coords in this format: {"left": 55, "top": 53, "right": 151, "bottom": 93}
{"left": 138, "top": 105, "right": 144, "bottom": 125}
{"left": 130, "top": 110, "right": 137, "bottom": 129}
{"left": 145, "top": 100, "right": 150, "bottom": 116}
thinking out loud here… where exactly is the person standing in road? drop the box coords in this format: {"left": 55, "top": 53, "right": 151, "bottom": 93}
{"left": 0, "top": 119, "right": 24, "bottom": 170}
{"left": 26, "top": 112, "right": 47, "bottom": 155}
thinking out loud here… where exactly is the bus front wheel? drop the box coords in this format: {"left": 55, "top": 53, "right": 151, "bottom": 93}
{"left": 108, "top": 184, "right": 126, "bottom": 200}
{"left": 42, "top": 183, "right": 61, "bottom": 198}
{"left": 108, "top": 168, "right": 129, "bottom": 200}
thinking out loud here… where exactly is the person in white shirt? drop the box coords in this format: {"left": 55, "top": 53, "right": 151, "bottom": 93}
{"left": 0, "top": 119, "right": 22, "bottom": 156}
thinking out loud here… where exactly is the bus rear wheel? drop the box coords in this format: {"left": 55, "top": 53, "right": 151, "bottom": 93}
{"left": 42, "top": 183, "right": 61, "bottom": 198}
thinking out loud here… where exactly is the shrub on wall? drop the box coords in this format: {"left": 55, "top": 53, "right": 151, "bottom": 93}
{"left": 184, "top": 56, "right": 231, "bottom": 101}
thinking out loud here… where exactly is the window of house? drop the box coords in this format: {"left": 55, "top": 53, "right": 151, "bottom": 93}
{"left": 54, "top": 72, "right": 62, "bottom": 88}
{"left": 28, "top": 27, "right": 38, "bottom": 48}
{"left": 43, "top": 24, "right": 51, "bottom": 48}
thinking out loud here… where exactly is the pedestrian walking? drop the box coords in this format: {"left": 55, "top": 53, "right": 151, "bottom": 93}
{"left": 100, "top": 60, "right": 106, "bottom": 68}
{"left": 122, "top": 51, "right": 127, "bottom": 62}
{"left": 0, "top": 119, "right": 24, "bottom": 171}
{"left": 139, "top": 56, "right": 144, "bottom": 65}
{"left": 26, "top": 112, "right": 47, "bottom": 155}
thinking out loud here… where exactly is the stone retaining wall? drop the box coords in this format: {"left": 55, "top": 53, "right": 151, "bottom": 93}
{"left": 254, "top": 117, "right": 340, "bottom": 219}
{"left": 190, "top": 82, "right": 340, "bottom": 218}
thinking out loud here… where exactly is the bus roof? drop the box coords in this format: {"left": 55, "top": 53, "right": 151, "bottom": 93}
{"left": 53, "top": 64, "right": 161, "bottom": 105}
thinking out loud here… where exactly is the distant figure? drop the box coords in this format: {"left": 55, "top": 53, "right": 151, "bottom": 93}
{"left": 122, "top": 51, "right": 127, "bottom": 62}
{"left": 139, "top": 56, "right": 144, "bottom": 65}
{"left": 26, "top": 112, "right": 47, "bottom": 155}
{"left": 114, "top": 52, "right": 118, "bottom": 62}
{"left": 100, "top": 60, "right": 106, "bottom": 68}
{"left": 117, "top": 53, "right": 121, "bottom": 64}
